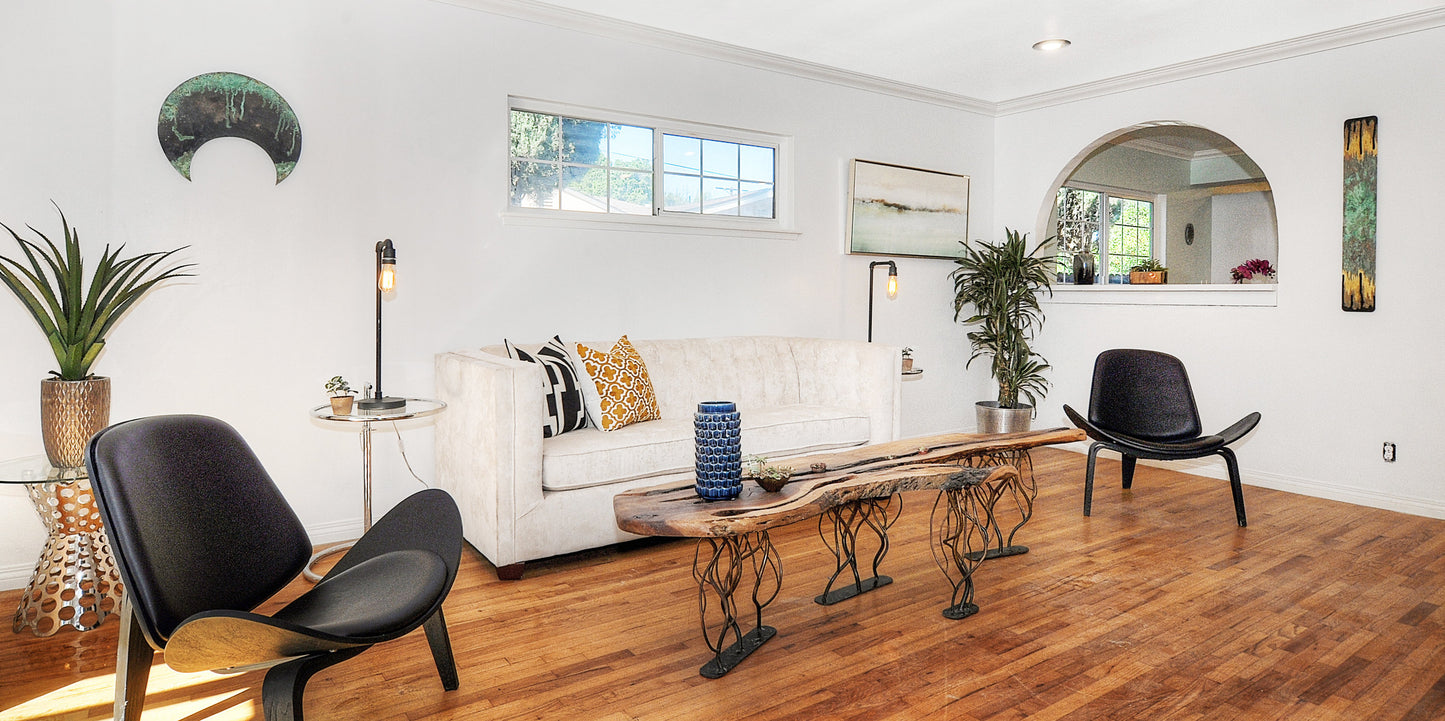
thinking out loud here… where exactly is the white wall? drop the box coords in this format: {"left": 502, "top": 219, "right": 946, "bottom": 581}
{"left": 997, "top": 26, "right": 1445, "bottom": 518}
{"left": 1210, "top": 191, "right": 1278, "bottom": 283}
{"left": 0, "top": 0, "right": 994, "bottom": 587}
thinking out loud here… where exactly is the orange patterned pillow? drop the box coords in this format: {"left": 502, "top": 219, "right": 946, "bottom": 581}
{"left": 575, "top": 335, "right": 661, "bottom": 431}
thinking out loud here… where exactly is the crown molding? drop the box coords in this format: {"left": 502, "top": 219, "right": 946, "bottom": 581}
{"left": 996, "top": 7, "right": 1445, "bottom": 115}
{"left": 431, "top": 0, "right": 997, "bottom": 115}
{"left": 434, "top": 1, "right": 1445, "bottom": 119}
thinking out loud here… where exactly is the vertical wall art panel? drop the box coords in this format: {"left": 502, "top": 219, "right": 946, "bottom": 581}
{"left": 1342, "top": 116, "right": 1377, "bottom": 312}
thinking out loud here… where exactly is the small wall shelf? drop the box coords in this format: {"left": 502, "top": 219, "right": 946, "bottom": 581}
{"left": 1045, "top": 283, "right": 1275, "bottom": 307}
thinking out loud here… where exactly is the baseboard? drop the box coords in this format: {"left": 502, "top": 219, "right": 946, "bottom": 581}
{"left": 1, "top": 561, "right": 35, "bottom": 591}
{"left": 305, "top": 518, "right": 365, "bottom": 546}
{"left": 1057, "top": 441, "right": 1445, "bottom": 520}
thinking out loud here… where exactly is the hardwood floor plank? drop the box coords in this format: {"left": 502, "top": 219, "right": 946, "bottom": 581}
{"left": 5, "top": 448, "right": 1445, "bottom": 720}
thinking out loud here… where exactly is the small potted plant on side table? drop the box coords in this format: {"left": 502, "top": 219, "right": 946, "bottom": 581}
{"left": 1129, "top": 259, "right": 1168, "bottom": 284}
{"left": 901, "top": 347, "right": 914, "bottom": 373}
{"left": 326, "top": 376, "right": 355, "bottom": 415}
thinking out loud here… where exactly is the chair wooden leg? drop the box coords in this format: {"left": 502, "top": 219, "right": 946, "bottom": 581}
{"left": 1220, "top": 448, "right": 1248, "bottom": 527}
{"left": 495, "top": 562, "right": 525, "bottom": 580}
{"left": 114, "top": 598, "right": 155, "bottom": 721}
{"left": 1121, "top": 455, "right": 1137, "bottom": 489}
{"left": 1084, "top": 443, "right": 1102, "bottom": 516}
{"left": 423, "top": 607, "right": 461, "bottom": 690}
{"left": 261, "top": 646, "right": 368, "bottom": 721}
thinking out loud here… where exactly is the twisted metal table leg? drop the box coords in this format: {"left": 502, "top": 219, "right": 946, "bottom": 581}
{"left": 958, "top": 450, "right": 1037, "bottom": 561}
{"left": 693, "top": 532, "right": 781, "bottom": 678}
{"left": 931, "top": 472, "right": 992, "bottom": 620}
{"left": 815, "top": 494, "right": 900, "bottom": 605}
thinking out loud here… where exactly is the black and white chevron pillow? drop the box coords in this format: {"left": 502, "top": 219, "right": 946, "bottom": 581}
{"left": 505, "top": 336, "right": 589, "bottom": 438}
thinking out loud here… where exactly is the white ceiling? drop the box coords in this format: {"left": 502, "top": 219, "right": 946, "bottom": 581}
{"left": 528, "top": 0, "right": 1445, "bottom": 103}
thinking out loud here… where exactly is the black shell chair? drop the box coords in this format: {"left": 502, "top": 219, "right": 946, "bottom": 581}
{"left": 1063, "top": 349, "right": 1260, "bottom": 527}
{"left": 85, "top": 414, "right": 462, "bottom": 721}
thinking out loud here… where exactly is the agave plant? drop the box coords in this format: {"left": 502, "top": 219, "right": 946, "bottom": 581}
{"left": 950, "top": 228, "right": 1054, "bottom": 409}
{"left": 0, "top": 205, "right": 194, "bottom": 380}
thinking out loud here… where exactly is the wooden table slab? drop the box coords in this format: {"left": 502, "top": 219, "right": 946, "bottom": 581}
{"left": 615, "top": 428, "right": 1085, "bottom": 537}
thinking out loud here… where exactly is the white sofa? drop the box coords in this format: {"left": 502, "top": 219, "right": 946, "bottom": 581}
{"left": 434, "top": 336, "right": 901, "bottom": 578}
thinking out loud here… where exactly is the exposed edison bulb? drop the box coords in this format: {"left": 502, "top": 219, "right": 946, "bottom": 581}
{"left": 379, "top": 262, "right": 396, "bottom": 292}
{"left": 886, "top": 273, "right": 898, "bottom": 299}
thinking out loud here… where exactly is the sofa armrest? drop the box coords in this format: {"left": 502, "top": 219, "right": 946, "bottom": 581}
{"left": 788, "top": 338, "right": 902, "bottom": 443}
{"left": 434, "top": 349, "right": 546, "bottom": 567}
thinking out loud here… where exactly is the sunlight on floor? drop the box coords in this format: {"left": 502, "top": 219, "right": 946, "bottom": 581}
{"left": 0, "top": 664, "right": 258, "bottom": 721}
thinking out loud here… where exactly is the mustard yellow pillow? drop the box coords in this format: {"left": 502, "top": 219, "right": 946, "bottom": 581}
{"left": 575, "top": 335, "right": 660, "bottom": 431}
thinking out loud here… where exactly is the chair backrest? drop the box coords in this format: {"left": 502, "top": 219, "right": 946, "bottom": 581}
{"left": 86, "top": 415, "right": 312, "bottom": 648}
{"left": 1087, "top": 349, "right": 1203, "bottom": 442}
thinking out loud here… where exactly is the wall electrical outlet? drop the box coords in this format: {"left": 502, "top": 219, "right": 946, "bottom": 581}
{"left": 1383, "top": 442, "right": 1397, "bottom": 463}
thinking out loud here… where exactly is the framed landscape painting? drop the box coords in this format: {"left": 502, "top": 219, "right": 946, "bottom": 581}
{"left": 847, "top": 160, "right": 970, "bottom": 259}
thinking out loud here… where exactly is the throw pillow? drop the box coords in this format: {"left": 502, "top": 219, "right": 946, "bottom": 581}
{"left": 504, "top": 336, "right": 588, "bottom": 438}
{"left": 564, "top": 341, "right": 605, "bottom": 430}
{"left": 574, "top": 335, "right": 661, "bottom": 431}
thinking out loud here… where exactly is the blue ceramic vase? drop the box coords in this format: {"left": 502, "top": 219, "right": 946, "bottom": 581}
{"left": 694, "top": 401, "right": 742, "bottom": 500}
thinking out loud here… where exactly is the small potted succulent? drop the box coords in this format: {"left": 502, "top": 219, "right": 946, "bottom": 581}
{"left": 1129, "top": 258, "right": 1168, "bottom": 285}
{"left": 325, "top": 375, "right": 355, "bottom": 415}
{"left": 1231, "top": 259, "right": 1277, "bottom": 284}
{"left": 901, "top": 347, "right": 915, "bottom": 372}
{"left": 744, "top": 455, "right": 794, "bottom": 492}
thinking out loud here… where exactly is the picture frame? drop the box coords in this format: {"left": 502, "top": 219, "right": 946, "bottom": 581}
{"left": 846, "top": 159, "right": 970, "bottom": 259}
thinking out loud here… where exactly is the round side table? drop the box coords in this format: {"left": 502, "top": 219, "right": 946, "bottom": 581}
{"left": 1, "top": 457, "right": 124, "bottom": 636}
{"left": 306, "top": 398, "right": 446, "bottom": 581}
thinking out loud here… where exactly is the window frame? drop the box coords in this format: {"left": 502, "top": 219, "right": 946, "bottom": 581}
{"left": 1055, "top": 182, "right": 1163, "bottom": 284}
{"left": 504, "top": 97, "right": 796, "bottom": 238}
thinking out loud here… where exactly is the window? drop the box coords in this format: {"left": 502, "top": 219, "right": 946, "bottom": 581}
{"left": 508, "top": 101, "right": 786, "bottom": 231}
{"left": 1055, "top": 186, "right": 1157, "bottom": 283}
{"left": 661, "top": 135, "right": 775, "bottom": 218}
{"left": 509, "top": 111, "right": 654, "bottom": 215}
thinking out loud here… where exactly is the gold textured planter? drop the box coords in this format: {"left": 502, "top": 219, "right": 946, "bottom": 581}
{"left": 41, "top": 377, "right": 111, "bottom": 469}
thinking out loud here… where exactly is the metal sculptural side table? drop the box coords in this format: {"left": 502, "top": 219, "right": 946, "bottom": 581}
{"left": 307, "top": 398, "right": 446, "bottom": 581}
{"left": 2, "top": 456, "right": 124, "bottom": 636}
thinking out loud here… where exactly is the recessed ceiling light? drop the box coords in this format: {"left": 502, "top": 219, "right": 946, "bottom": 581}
{"left": 1032, "top": 38, "right": 1071, "bottom": 52}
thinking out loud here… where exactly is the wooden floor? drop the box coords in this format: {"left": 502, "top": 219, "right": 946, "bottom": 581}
{"left": 4, "top": 448, "right": 1445, "bottom": 720}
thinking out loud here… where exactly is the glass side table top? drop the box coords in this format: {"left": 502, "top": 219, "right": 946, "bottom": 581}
{"left": 311, "top": 397, "right": 446, "bottom": 423}
{"left": 0, "top": 455, "right": 87, "bottom": 484}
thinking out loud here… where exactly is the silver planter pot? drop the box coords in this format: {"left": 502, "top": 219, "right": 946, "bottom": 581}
{"left": 975, "top": 401, "right": 1033, "bottom": 434}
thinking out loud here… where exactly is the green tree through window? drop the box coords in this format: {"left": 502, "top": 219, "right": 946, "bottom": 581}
{"left": 1055, "top": 186, "right": 1155, "bottom": 283}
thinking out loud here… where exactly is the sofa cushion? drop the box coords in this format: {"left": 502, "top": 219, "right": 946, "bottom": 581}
{"left": 541, "top": 404, "right": 871, "bottom": 491}
{"left": 504, "top": 336, "right": 588, "bottom": 438}
{"left": 575, "top": 335, "right": 661, "bottom": 431}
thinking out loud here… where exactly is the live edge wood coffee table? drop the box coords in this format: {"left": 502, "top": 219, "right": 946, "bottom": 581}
{"left": 614, "top": 428, "right": 1084, "bottom": 678}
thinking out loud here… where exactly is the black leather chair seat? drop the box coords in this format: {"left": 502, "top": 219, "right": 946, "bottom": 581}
{"left": 272, "top": 549, "right": 447, "bottom": 639}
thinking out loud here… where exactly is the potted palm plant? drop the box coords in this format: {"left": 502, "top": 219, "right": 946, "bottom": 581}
{"left": 950, "top": 228, "right": 1054, "bottom": 433}
{"left": 0, "top": 205, "right": 193, "bottom": 467}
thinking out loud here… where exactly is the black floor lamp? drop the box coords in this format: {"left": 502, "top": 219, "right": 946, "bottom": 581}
{"left": 867, "top": 260, "right": 897, "bottom": 342}
{"left": 358, "top": 239, "right": 405, "bottom": 411}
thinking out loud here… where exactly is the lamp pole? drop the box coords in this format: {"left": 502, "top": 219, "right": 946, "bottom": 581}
{"left": 358, "top": 239, "right": 405, "bottom": 411}
{"left": 867, "top": 260, "right": 898, "bottom": 342}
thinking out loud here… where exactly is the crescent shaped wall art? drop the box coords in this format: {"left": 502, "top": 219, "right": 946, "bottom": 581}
{"left": 158, "top": 72, "right": 302, "bottom": 184}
